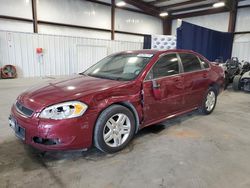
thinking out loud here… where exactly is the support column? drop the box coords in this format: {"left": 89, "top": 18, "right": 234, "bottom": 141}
{"left": 163, "top": 17, "right": 172, "bottom": 35}
{"left": 111, "top": 0, "right": 115, "bottom": 40}
{"left": 32, "top": 0, "right": 38, "bottom": 33}
{"left": 228, "top": 0, "right": 238, "bottom": 33}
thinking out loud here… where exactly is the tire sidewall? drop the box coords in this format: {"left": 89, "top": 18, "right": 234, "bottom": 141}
{"left": 94, "top": 105, "right": 135, "bottom": 153}
{"left": 233, "top": 75, "right": 241, "bottom": 91}
{"left": 201, "top": 87, "right": 217, "bottom": 115}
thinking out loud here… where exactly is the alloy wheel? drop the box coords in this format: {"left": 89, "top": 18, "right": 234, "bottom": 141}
{"left": 205, "top": 91, "right": 216, "bottom": 112}
{"left": 103, "top": 113, "right": 131, "bottom": 147}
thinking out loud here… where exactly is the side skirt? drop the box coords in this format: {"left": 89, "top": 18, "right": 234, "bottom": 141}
{"left": 139, "top": 107, "right": 198, "bottom": 130}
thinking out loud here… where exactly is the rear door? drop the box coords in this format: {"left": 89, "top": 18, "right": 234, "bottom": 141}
{"left": 178, "top": 53, "right": 210, "bottom": 108}
{"left": 142, "top": 53, "right": 185, "bottom": 125}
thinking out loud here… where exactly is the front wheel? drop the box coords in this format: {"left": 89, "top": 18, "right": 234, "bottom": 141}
{"left": 200, "top": 87, "right": 217, "bottom": 115}
{"left": 94, "top": 105, "right": 135, "bottom": 153}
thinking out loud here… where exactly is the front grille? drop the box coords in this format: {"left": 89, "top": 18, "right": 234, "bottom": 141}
{"left": 16, "top": 101, "right": 34, "bottom": 117}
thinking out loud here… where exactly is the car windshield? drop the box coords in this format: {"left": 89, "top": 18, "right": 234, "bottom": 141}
{"left": 83, "top": 53, "right": 154, "bottom": 81}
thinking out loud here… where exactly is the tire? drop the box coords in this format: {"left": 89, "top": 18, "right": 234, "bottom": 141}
{"left": 94, "top": 105, "right": 135, "bottom": 153}
{"left": 224, "top": 72, "right": 229, "bottom": 89}
{"left": 200, "top": 87, "right": 217, "bottom": 115}
{"left": 233, "top": 75, "right": 241, "bottom": 91}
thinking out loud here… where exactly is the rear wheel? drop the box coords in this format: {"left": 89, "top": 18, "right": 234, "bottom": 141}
{"left": 200, "top": 87, "right": 217, "bottom": 115}
{"left": 94, "top": 105, "right": 135, "bottom": 153}
{"left": 233, "top": 75, "right": 241, "bottom": 91}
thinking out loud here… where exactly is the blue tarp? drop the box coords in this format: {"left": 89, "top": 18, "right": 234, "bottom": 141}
{"left": 177, "top": 21, "right": 233, "bottom": 62}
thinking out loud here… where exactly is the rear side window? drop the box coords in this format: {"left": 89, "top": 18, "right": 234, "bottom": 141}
{"left": 179, "top": 53, "right": 202, "bottom": 72}
{"left": 150, "top": 53, "right": 179, "bottom": 79}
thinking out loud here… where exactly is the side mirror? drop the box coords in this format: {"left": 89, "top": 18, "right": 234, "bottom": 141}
{"left": 152, "top": 80, "right": 161, "bottom": 100}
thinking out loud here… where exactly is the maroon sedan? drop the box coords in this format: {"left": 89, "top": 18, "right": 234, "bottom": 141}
{"left": 9, "top": 49, "right": 224, "bottom": 153}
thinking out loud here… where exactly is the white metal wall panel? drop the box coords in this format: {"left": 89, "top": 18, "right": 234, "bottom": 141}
{"left": 232, "top": 34, "right": 250, "bottom": 61}
{"left": 0, "top": 0, "right": 32, "bottom": 18}
{"left": 0, "top": 31, "right": 143, "bottom": 77}
{"left": 37, "top": 0, "right": 111, "bottom": 30}
{"left": 238, "top": 1, "right": 250, "bottom": 6}
{"left": 115, "top": 33, "right": 144, "bottom": 42}
{"left": 115, "top": 9, "right": 163, "bottom": 35}
{"left": 232, "top": 8, "right": 250, "bottom": 61}
{"left": 171, "top": 12, "right": 230, "bottom": 35}
{"left": 235, "top": 8, "right": 250, "bottom": 32}
{"left": 0, "top": 19, "right": 33, "bottom": 33}
{"left": 77, "top": 45, "right": 107, "bottom": 72}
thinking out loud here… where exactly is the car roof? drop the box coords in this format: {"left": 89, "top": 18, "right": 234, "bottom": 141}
{"left": 120, "top": 49, "right": 196, "bottom": 56}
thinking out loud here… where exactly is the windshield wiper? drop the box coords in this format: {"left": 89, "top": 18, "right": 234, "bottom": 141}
{"left": 88, "top": 74, "right": 111, "bottom": 80}
{"left": 113, "top": 77, "right": 128, "bottom": 81}
{"left": 79, "top": 72, "right": 87, "bottom": 76}
{"left": 89, "top": 74, "right": 127, "bottom": 81}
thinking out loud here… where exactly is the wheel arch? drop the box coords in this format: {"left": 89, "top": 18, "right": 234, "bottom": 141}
{"left": 209, "top": 82, "right": 220, "bottom": 95}
{"left": 115, "top": 101, "right": 140, "bottom": 133}
{"left": 93, "top": 101, "right": 141, "bottom": 138}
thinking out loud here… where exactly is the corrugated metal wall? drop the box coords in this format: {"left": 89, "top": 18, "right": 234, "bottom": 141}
{"left": 232, "top": 8, "right": 250, "bottom": 62}
{"left": 0, "top": 30, "right": 143, "bottom": 77}
{"left": 232, "top": 34, "right": 250, "bottom": 61}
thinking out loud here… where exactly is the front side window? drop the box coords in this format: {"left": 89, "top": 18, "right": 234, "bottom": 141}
{"left": 179, "top": 53, "right": 202, "bottom": 73}
{"left": 84, "top": 53, "right": 153, "bottom": 81}
{"left": 199, "top": 57, "right": 210, "bottom": 69}
{"left": 146, "top": 53, "right": 179, "bottom": 80}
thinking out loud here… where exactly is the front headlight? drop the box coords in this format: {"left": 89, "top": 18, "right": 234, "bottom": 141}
{"left": 39, "top": 101, "right": 88, "bottom": 120}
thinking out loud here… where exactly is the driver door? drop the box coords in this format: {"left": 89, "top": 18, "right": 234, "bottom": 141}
{"left": 142, "top": 53, "right": 185, "bottom": 126}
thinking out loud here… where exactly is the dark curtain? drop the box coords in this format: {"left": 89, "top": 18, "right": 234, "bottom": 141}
{"left": 177, "top": 21, "right": 233, "bottom": 62}
{"left": 143, "top": 35, "right": 152, "bottom": 49}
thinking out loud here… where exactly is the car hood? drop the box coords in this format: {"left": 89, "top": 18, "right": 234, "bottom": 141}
{"left": 18, "top": 75, "right": 128, "bottom": 112}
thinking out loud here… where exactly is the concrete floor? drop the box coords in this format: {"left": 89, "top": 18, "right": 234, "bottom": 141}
{"left": 0, "top": 77, "right": 250, "bottom": 188}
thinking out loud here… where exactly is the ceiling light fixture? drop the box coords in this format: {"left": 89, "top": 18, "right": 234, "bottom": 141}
{"left": 213, "top": 2, "right": 225, "bottom": 8}
{"left": 159, "top": 12, "right": 168, "bottom": 17}
{"left": 116, "top": 1, "right": 126, "bottom": 7}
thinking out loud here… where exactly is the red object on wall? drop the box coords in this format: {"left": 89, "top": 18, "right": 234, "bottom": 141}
{"left": 36, "top": 48, "right": 43, "bottom": 54}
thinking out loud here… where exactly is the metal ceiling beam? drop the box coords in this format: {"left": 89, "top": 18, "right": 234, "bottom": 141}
{"left": 123, "top": 0, "right": 160, "bottom": 17}
{"left": 159, "top": 0, "right": 207, "bottom": 10}
{"left": 84, "top": 0, "right": 156, "bottom": 16}
{"left": 238, "top": 4, "right": 250, "bottom": 8}
{"left": 170, "top": 3, "right": 214, "bottom": 13}
{"left": 150, "top": 0, "right": 173, "bottom": 4}
{"left": 0, "top": 15, "right": 33, "bottom": 22}
{"left": 171, "top": 6, "right": 229, "bottom": 19}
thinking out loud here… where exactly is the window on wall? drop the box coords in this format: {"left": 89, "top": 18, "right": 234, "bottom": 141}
{"left": 147, "top": 53, "right": 179, "bottom": 80}
{"left": 179, "top": 53, "right": 202, "bottom": 72}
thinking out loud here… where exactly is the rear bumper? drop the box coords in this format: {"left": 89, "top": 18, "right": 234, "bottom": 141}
{"left": 10, "top": 105, "right": 97, "bottom": 151}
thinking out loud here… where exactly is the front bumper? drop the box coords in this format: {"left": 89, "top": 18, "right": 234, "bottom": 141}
{"left": 10, "top": 105, "right": 97, "bottom": 151}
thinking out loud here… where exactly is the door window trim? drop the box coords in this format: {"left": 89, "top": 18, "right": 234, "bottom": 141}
{"left": 178, "top": 52, "right": 206, "bottom": 74}
{"left": 198, "top": 56, "right": 211, "bottom": 70}
{"left": 144, "top": 52, "right": 182, "bottom": 82}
